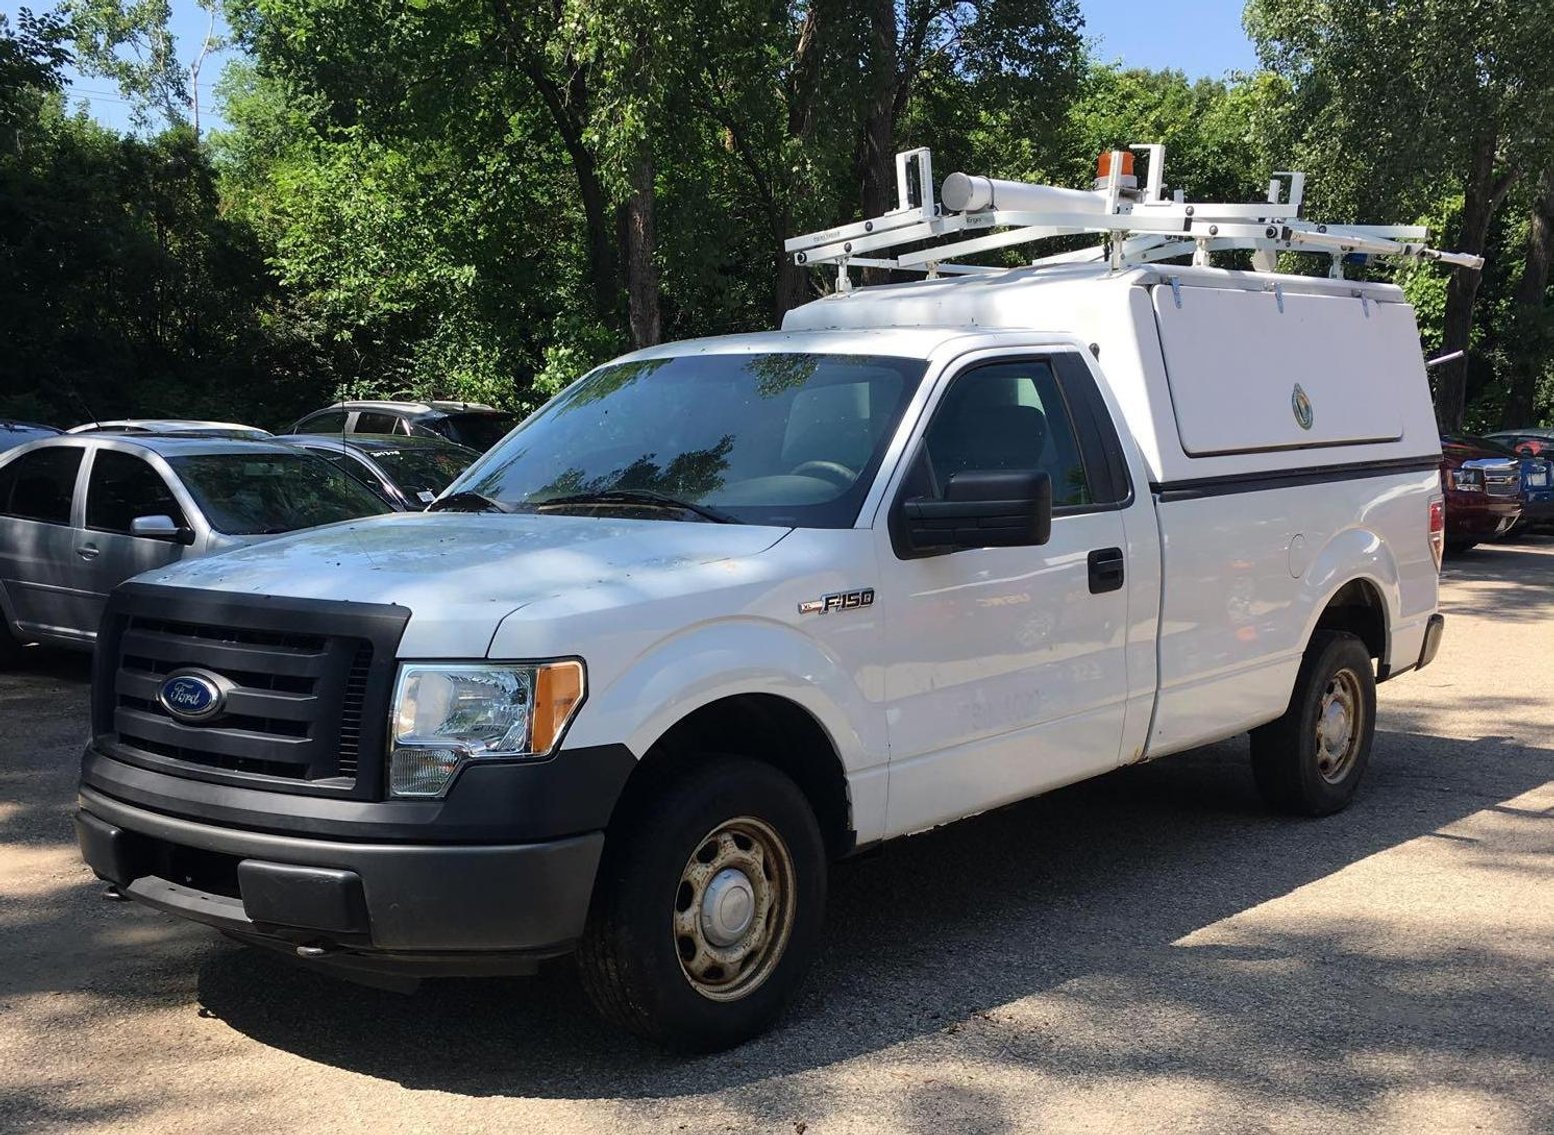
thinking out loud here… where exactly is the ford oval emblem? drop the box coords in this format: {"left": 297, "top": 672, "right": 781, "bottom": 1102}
{"left": 157, "top": 670, "right": 227, "bottom": 722}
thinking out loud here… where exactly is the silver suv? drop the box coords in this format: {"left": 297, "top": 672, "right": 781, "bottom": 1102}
{"left": 289, "top": 400, "right": 518, "bottom": 451}
{"left": 0, "top": 434, "right": 390, "bottom": 660}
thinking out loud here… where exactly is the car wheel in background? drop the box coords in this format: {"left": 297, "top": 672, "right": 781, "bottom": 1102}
{"left": 1250, "top": 631, "right": 1377, "bottom": 817}
{"left": 0, "top": 617, "right": 29, "bottom": 667}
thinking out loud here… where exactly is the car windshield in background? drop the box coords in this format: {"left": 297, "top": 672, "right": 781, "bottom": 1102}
{"left": 435, "top": 412, "right": 518, "bottom": 451}
{"left": 459, "top": 353, "right": 926, "bottom": 528}
{"left": 370, "top": 446, "right": 475, "bottom": 498}
{"left": 170, "top": 452, "right": 389, "bottom": 535}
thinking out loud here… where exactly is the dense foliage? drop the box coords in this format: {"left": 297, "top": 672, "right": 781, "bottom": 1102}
{"left": 0, "top": 1, "right": 1550, "bottom": 432}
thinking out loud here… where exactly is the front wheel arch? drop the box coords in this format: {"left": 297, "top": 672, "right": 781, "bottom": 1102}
{"left": 607, "top": 693, "right": 854, "bottom": 861}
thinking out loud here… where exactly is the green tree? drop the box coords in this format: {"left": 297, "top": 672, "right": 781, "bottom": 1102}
{"left": 1247, "top": 0, "right": 1554, "bottom": 431}
{"left": 61, "top": 0, "right": 226, "bottom": 132}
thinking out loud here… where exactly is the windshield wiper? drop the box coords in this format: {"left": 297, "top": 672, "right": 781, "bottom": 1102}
{"left": 426, "top": 490, "right": 515, "bottom": 514}
{"left": 535, "top": 489, "right": 741, "bottom": 524}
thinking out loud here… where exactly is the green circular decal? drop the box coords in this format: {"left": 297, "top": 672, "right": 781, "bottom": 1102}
{"left": 1292, "top": 383, "right": 1314, "bottom": 430}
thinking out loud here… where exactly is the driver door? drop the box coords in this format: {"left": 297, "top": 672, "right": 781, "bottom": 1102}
{"left": 877, "top": 352, "right": 1133, "bottom": 837}
{"left": 70, "top": 448, "right": 193, "bottom": 637}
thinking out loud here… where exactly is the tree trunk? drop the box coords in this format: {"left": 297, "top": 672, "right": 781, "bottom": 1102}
{"left": 624, "top": 154, "right": 661, "bottom": 349}
{"left": 1436, "top": 130, "right": 1517, "bottom": 431}
{"left": 1503, "top": 162, "right": 1554, "bottom": 427}
{"left": 535, "top": 88, "right": 620, "bottom": 330}
{"left": 491, "top": 0, "right": 622, "bottom": 330}
{"left": 770, "top": 2, "right": 829, "bottom": 319}
{"left": 856, "top": 0, "right": 898, "bottom": 219}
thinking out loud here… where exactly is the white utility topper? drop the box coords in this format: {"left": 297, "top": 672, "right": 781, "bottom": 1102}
{"left": 77, "top": 143, "right": 1455, "bottom": 1053}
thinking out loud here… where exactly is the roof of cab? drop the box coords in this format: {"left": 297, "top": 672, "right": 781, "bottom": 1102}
{"left": 615, "top": 326, "right": 988, "bottom": 365}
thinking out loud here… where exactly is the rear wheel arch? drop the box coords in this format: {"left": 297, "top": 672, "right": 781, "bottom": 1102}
{"left": 607, "top": 693, "right": 854, "bottom": 860}
{"left": 1309, "top": 577, "right": 1388, "bottom": 667}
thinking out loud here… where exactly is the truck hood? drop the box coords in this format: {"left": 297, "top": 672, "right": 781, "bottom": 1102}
{"left": 138, "top": 512, "right": 792, "bottom": 655}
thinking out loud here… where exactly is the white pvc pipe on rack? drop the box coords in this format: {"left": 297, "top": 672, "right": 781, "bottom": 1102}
{"left": 941, "top": 172, "right": 1107, "bottom": 216}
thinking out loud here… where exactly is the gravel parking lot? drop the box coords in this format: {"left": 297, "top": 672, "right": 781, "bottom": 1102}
{"left": 2, "top": 539, "right": 1551, "bottom": 1134}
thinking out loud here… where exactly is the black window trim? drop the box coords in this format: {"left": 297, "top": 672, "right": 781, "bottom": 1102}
{"left": 1050, "top": 351, "right": 1135, "bottom": 515}
{"left": 887, "top": 350, "right": 1132, "bottom": 545}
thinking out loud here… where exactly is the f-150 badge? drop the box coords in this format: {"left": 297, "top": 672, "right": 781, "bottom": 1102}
{"left": 799, "top": 589, "right": 875, "bottom": 615}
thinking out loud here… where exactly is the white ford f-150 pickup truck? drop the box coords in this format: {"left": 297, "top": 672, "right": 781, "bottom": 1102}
{"left": 76, "top": 151, "right": 1450, "bottom": 1051}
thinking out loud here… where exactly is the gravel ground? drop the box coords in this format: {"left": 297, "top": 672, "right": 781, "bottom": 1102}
{"left": 1, "top": 538, "right": 1550, "bottom": 1134}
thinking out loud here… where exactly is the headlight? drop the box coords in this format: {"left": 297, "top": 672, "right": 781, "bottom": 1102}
{"left": 1449, "top": 468, "right": 1484, "bottom": 491}
{"left": 388, "top": 661, "right": 584, "bottom": 797}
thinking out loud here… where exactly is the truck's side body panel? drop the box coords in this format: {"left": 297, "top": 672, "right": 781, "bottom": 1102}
{"left": 785, "top": 264, "right": 1442, "bottom": 771}
{"left": 1144, "top": 471, "right": 1433, "bottom": 758}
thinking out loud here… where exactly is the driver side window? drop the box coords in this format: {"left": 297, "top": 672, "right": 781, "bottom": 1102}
{"left": 917, "top": 360, "right": 1091, "bottom": 508}
{"left": 86, "top": 450, "right": 188, "bottom": 534}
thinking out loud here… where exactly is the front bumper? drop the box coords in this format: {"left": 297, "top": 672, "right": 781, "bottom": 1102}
{"left": 1446, "top": 503, "right": 1521, "bottom": 539}
{"left": 1515, "top": 496, "right": 1554, "bottom": 529}
{"left": 77, "top": 785, "right": 603, "bottom": 972}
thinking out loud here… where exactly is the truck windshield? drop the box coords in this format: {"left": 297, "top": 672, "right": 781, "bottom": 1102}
{"left": 458, "top": 353, "right": 926, "bottom": 528}
{"left": 171, "top": 452, "right": 391, "bottom": 535}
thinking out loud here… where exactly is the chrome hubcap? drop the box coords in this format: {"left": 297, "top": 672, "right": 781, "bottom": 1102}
{"left": 700, "top": 868, "right": 756, "bottom": 947}
{"left": 1315, "top": 668, "right": 1364, "bottom": 783}
{"left": 674, "top": 816, "right": 795, "bottom": 1002}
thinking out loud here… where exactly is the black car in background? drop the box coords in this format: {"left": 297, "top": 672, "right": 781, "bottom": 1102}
{"left": 279, "top": 433, "right": 480, "bottom": 509}
{"left": 289, "top": 400, "right": 518, "bottom": 452}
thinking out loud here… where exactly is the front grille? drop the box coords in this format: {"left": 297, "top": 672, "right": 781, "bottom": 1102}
{"left": 1484, "top": 473, "right": 1520, "bottom": 498}
{"left": 95, "top": 585, "right": 409, "bottom": 799}
{"left": 337, "top": 643, "right": 374, "bottom": 779}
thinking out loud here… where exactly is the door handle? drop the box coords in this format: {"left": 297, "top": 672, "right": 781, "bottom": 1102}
{"left": 76, "top": 544, "right": 100, "bottom": 561}
{"left": 1087, "top": 547, "right": 1124, "bottom": 594}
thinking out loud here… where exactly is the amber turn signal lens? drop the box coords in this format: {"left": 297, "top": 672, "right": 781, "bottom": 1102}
{"left": 532, "top": 660, "right": 585, "bottom": 754}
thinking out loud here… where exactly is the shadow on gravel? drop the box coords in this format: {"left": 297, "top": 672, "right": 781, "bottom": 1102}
{"left": 188, "top": 725, "right": 1554, "bottom": 1111}
{"left": 0, "top": 649, "right": 92, "bottom": 852}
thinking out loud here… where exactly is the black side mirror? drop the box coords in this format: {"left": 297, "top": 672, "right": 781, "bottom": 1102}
{"left": 900, "top": 470, "right": 1053, "bottom": 557}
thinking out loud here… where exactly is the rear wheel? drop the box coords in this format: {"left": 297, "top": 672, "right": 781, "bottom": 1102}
{"left": 577, "top": 755, "right": 827, "bottom": 1051}
{"left": 1250, "top": 631, "right": 1376, "bottom": 816}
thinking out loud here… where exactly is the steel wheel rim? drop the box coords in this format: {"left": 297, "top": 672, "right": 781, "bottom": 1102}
{"left": 673, "top": 815, "right": 796, "bottom": 1002}
{"left": 1315, "top": 668, "right": 1364, "bottom": 784}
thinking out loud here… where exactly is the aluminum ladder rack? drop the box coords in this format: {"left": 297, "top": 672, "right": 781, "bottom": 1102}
{"left": 786, "top": 145, "right": 1484, "bottom": 289}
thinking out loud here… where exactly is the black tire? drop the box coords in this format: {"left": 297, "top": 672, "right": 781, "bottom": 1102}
{"left": 1444, "top": 538, "right": 1475, "bottom": 555}
{"left": 577, "top": 755, "right": 827, "bottom": 1051}
{"left": 0, "top": 616, "right": 27, "bottom": 668}
{"left": 1250, "top": 631, "right": 1377, "bottom": 817}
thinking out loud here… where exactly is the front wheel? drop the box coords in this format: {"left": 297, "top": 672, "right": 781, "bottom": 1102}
{"left": 1250, "top": 631, "right": 1377, "bottom": 816}
{"left": 577, "top": 756, "right": 827, "bottom": 1051}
